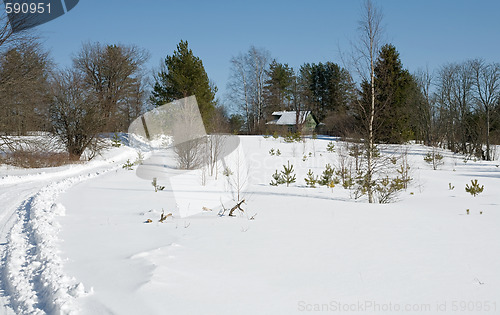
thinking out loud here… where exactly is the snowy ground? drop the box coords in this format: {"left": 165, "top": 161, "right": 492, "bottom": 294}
{"left": 1, "top": 136, "right": 499, "bottom": 314}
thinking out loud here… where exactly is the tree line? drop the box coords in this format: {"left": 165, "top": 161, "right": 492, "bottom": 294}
{"left": 1, "top": 3, "right": 500, "bottom": 163}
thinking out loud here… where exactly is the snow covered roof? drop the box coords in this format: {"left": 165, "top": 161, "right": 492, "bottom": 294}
{"left": 267, "top": 111, "right": 312, "bottom": 125}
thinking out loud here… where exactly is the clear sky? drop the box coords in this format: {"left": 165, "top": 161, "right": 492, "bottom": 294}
{"left": 34, "top": 0, "right": 500, "bottom": 99}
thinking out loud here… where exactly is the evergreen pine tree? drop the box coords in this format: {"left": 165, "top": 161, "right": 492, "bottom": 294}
{"left": 150, "top": 40, "right": 217, "bottom": 129}
{"left": 281, "top": 161, "right": 296, "bottom": 187}
{"left": 319, "top": 163, "right": 335, "bottom": 186}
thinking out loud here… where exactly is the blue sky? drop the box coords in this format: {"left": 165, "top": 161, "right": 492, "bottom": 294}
{"left": 34, "top": 0, "right": 500, "bottom": 98}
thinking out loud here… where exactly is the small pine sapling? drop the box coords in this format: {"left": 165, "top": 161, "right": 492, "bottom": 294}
{"left": 269, "top": 148, "right": 275, "bottom": 156}
{"left": 304, "top": 169, "right": 318, "bottom": 188}
{"left": 424, "top": 150, "right": 444, "bottom": 170}
{"left": 122, "top": 159, "right": 134, "bottom": 170}
{"left": 281, "top": 161, "right": 296, "bottom": 187}
{"left": 276, "top": 149, "right": 281, "bottom": 156}
{"left": 134, "top": 151, "right": 144, "bottom": 165}
{"left": 448, "top": 183, "right": 455, "bottom": 190}
{"left": 375, "top": 176, "right": 406, "bottom": 204}
{"left": 465, "top": 179, "right": 484, "bottom": 197}
{"left": 326, "top": 141, "right": 335, "bottom": 153}
{"left": 270, "top": 170, "right": 285, "bottom": 186}
{"left": 319, "top": 163, "right": 335, "bottom": 186}
{"left": 396, "top": 164, "right": 412, "bottom": 189}
{"left": 111, "top": 133, "right": 122, "bottom": 147}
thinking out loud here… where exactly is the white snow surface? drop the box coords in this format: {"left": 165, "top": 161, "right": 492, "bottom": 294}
{"left": 1, "top": 136, "right": 499, "bottom": 315}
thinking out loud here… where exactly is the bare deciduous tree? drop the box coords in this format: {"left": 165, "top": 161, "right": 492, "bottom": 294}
{"left": 414, "top": 67, "right": 436, "bottom": 145}
{"left": 471, "top": 59, "right": 500, "bottom": 161}
{"left": 436, "top": 62, "right": 476, "bottom": 156}
{"left": 73, "top": 42, "right": 149, "bottom": 131}
{"left": 227, "top": 46, "right": 270, "bottom": 133}
{"left": 0, "top": 40, "right": 52, "bottom": 135}
{"left": 228, "top": 53, "right": 251, "bottom": 133}
{"left": 49, "top": 69, "right": 105, "bottom": 159}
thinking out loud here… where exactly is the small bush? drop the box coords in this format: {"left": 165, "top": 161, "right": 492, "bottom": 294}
{"left": 326, "top": 141, "right": 335, "bottom": 153}
{"left": 319, "top": 163, "right": 335, "bottom": 186}
{"left": 283, "top": 132, "right": 302, "bottom": 143}
{"left": 304, "top": 169, "right": 318, "bottom": 188}
{"left": 270, "top": 161, "right": 296, "bottom": 187}
{"left": 122, "top": 159, "right": 134, "bottom": 170}
{"left": 424, "top": 150, "right": 444, "bottom": 170}
{"left": 0, "top": 150, "right": 75, "bottom": 168}
{"left": 281, "top": 161, "right": 296, "bottom": 187}
{"left": 375, "top": 176, "right": 406, "bottom": 204}
{"left": 270, "top": 170, "right": 285, "bottom": 186}
{"left": 111, "top": 133, "right": 122, "bottom": 147}
{"left": 465, "top": 179, "right": 484, "bottom": 197}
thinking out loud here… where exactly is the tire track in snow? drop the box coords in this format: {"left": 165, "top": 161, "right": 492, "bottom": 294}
{"left": 2, "top": 171, "right": 116, "bottom": 314}
{"left": 0, "top": 149, "right": 137, "bottom": 314}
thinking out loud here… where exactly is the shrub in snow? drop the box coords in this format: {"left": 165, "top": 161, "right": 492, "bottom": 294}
{"left": 465, "top": 179, "right": 484, "bottom": 197}
{"left": 304, "top": 169, "right": 318, "bottom": 188}
{"left": 135, "top": 151, "right": 144, "bottom": 165}
{"left": 122, "top": 159, "right": 134, "bottom": 170}
{"left": 396, "top": 164, "right": 412, "bottom": 189}
{"left": 449, "top": 183, "right": 455, "bottom": 190}
{"left": 283, "top": 132, "right": 302, "bottom": 143}
{"left": 270, "top": 161, "right": 296, "bottom": 187}
{"left": 375, "top": 176, "right": 406, "bottom": 204}
{"left": 319, "top": 164, "right": 336, "bottom": 186}
{"left": 327, "top": 141, "right": 335, "bottom": 153}
{"left": 111, "top": 133, "right": 122, "bottom": 147}
{"left": 276, "top": 149, "right": 281, "bottom": 156}
{"left": 270, "top": 170, "right": 285, "bottom": 186}
{"left": 424, "top": 149, "right": 444, "bottom": 170}
{"left": 281, "top": 161, "right": 296, "bottom": 187}
{"left": 269, "top": 148, "right": 275, "bottom": 156}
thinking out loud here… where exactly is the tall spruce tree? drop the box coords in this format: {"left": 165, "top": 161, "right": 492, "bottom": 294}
{"left": 264, "top": 60, "right": 294, "bottom": 115}
{"left": 361, "top": 44, "right": 420, "bottom": 143}
{"left": 299, "top": 62, "right": 353, "bottom": 122}
{"left": 151, "top": 40, "right": 217, "bottom": 129}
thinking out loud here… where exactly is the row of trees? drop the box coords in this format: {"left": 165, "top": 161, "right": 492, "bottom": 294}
{"left": 0, "top": 33, "right": 224, "bottom": 159}
{"left": 2, "top": 2, "right": 500, "bottom": 164}
{"left": 227, "top": 48, "right": 355, "bottom": 135}
{"left": 0, "top": 40, "right": 150, "bottom": 158}
{"left": 226, "top": 22, "right": 500, "bottom": 163}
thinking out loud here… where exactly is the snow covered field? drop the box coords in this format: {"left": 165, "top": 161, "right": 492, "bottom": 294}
{"left": 1, "top": 136, "right": 499, "bottom": 314}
